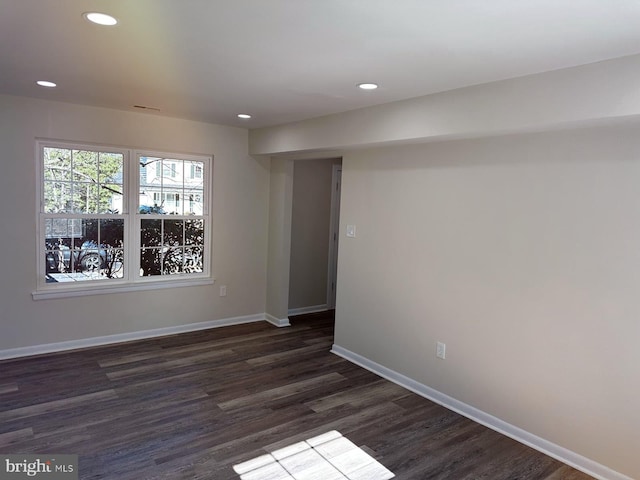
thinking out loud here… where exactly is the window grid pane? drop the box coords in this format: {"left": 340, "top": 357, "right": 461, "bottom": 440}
{"left": 139, "top": 157, "right": 205, "bottom": 216}
{"left": 43, "top": 217, "right": 124, "bottom": 283}
{"left": 139, "top": 218, "right": 204, "bottom": 277}
{"left": 43, "top": 147, "right": 124, "bottom": 214}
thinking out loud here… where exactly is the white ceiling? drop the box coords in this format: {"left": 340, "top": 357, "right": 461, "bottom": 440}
{"left": 2, "top": 0, "right": 640, "bottom": 129}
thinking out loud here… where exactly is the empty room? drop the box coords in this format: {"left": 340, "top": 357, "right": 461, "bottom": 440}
{"left": 0, "top": 1, "right": 639, "bottom": 479}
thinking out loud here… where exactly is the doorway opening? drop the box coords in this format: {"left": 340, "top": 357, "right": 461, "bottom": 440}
{"left": 287, "top": 158, "right": 342, "bottom": 318}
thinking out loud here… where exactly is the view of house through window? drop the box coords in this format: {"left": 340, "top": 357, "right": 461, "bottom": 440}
{"left": 39, "top": 142, "right": 210, "bottom": 289}
{"left": 138, "top": 155, "right": 206, "bottom": 277}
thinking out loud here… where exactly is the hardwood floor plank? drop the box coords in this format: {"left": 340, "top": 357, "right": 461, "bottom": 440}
{"left": 153, "top": 403, "right": 317, "bottom": 466}
{"left": 216, "top": 372, "right": 346, "bottom": 411}
{"left": 245, "top": 341, "right": 332, "bottom": 366}
{"left": 543, "top": 465, "right": 595, "bottom": 480}
{"left": 105, "top": 348, "right": 236, "bottom": 380}
{"left": 97, "top": 351, "right": 166, "bottom": 368}
{"left": 260, "top": 401, "right": 409, "bottom": 457}
{"left": 0, "top": 389, "right": 118, "bottom": 422}
{"left": 0, "top": 383, "right": 19, "bottom": 395}
{"left": 305, "top": 378, "right": 407, "bottom": 412}
{"left": 0, "top": 427, "right": 33, "bottom": 448}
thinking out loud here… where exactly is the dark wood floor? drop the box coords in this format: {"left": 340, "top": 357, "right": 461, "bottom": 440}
{"left": 0, "top": 311, "right": 592, "bottom": 479}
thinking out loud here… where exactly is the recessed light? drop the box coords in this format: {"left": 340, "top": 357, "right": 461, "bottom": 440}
{"left": 357, "top": 83, "right": 378, "bottom": 90}
{"left": 36, "top": 80, "right": 57, "bottom": 88}
{"left": 83, "top": 12, "right": 118, "bottom": 26}
{"left": 237, "top": 114, "right": 252, "bottom": 119}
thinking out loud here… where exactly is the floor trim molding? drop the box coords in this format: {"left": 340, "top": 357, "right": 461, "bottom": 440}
{"left": 331, "top": 344, "right": 631, "bottom": 480}
{"left": 0, "top": 314, "right": 268, "bottom": 360}
{"left": 287, "top": 304, "right": 329, "bottom": 316}
{"left": 265, "top": 313, "right": 291, "bottom": 328}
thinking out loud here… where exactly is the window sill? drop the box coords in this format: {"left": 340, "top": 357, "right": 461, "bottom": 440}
{"left": 32, "top": 277, "right": 215, "bottom": 300}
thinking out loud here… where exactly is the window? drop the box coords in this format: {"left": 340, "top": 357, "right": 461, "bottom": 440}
{"left": 190, "top": 163, "right": 203, "bottom": 179}
{"left": 158, "top": 161, "right": 177, "bottom": 178}
{"left": 37, "top": 141, "right": 211, "bottom": 297}
{"left": 153, "top": 192, "right": 181, "bottom": 209}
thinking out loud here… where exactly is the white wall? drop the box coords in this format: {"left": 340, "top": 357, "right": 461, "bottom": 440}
{"left": 0, "top": 95, "right": 270, "bottom": 350}
{"left": 335, "top": 125, "right": 640, "bottom": 479}
{"left": 288, "top": 158, "right": 339, "bottom": 311}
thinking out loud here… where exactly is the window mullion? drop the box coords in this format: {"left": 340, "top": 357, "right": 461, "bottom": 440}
{"left": 128, "top": 149, "right": 138, "bottom": 283}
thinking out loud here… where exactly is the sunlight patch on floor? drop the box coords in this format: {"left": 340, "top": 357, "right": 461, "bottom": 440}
{"left": 233, "top": 430, "right": 395, "bottom": 480}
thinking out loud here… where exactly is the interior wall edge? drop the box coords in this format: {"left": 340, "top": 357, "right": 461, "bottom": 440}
{"left": 265, "top": 314, "right": 291, "bottom": 328}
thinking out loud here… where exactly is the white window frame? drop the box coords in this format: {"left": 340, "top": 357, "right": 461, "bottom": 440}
{"left": 33, "top": 140, "right": 213, "bottom": 300}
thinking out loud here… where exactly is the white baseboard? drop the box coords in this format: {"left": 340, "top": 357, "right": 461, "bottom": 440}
{"left": 288, "top": 304, "right": 329, "bottom": 316}
{"left": 331, "top": 344, "right": 632, "bottom": 480}
{"left": 0, "top": 313, "right": 268, "bottom": 360}
{"left": 265, "top": 313, "right": 291, "bottom": 328}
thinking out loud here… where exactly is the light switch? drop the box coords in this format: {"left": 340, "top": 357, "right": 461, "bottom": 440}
{"left": 346, "top": 224, "right": 356, "bottom": 237}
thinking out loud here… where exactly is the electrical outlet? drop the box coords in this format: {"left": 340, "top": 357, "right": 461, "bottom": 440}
{"left": 219, "top": 285, "right": 227, "bottom": 297}
{"left": 436, "top": 341, "right": 446, "bottom": 360}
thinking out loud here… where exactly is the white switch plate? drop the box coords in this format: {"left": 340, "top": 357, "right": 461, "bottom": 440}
{"left": 436, "top": 341, "right": 446, "bottom": 359}
{"left": 346, "top": 224, "right": 356, "bottom": 237}
{"left": 220, "top": 285, "right": 227, "bottom": 297}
